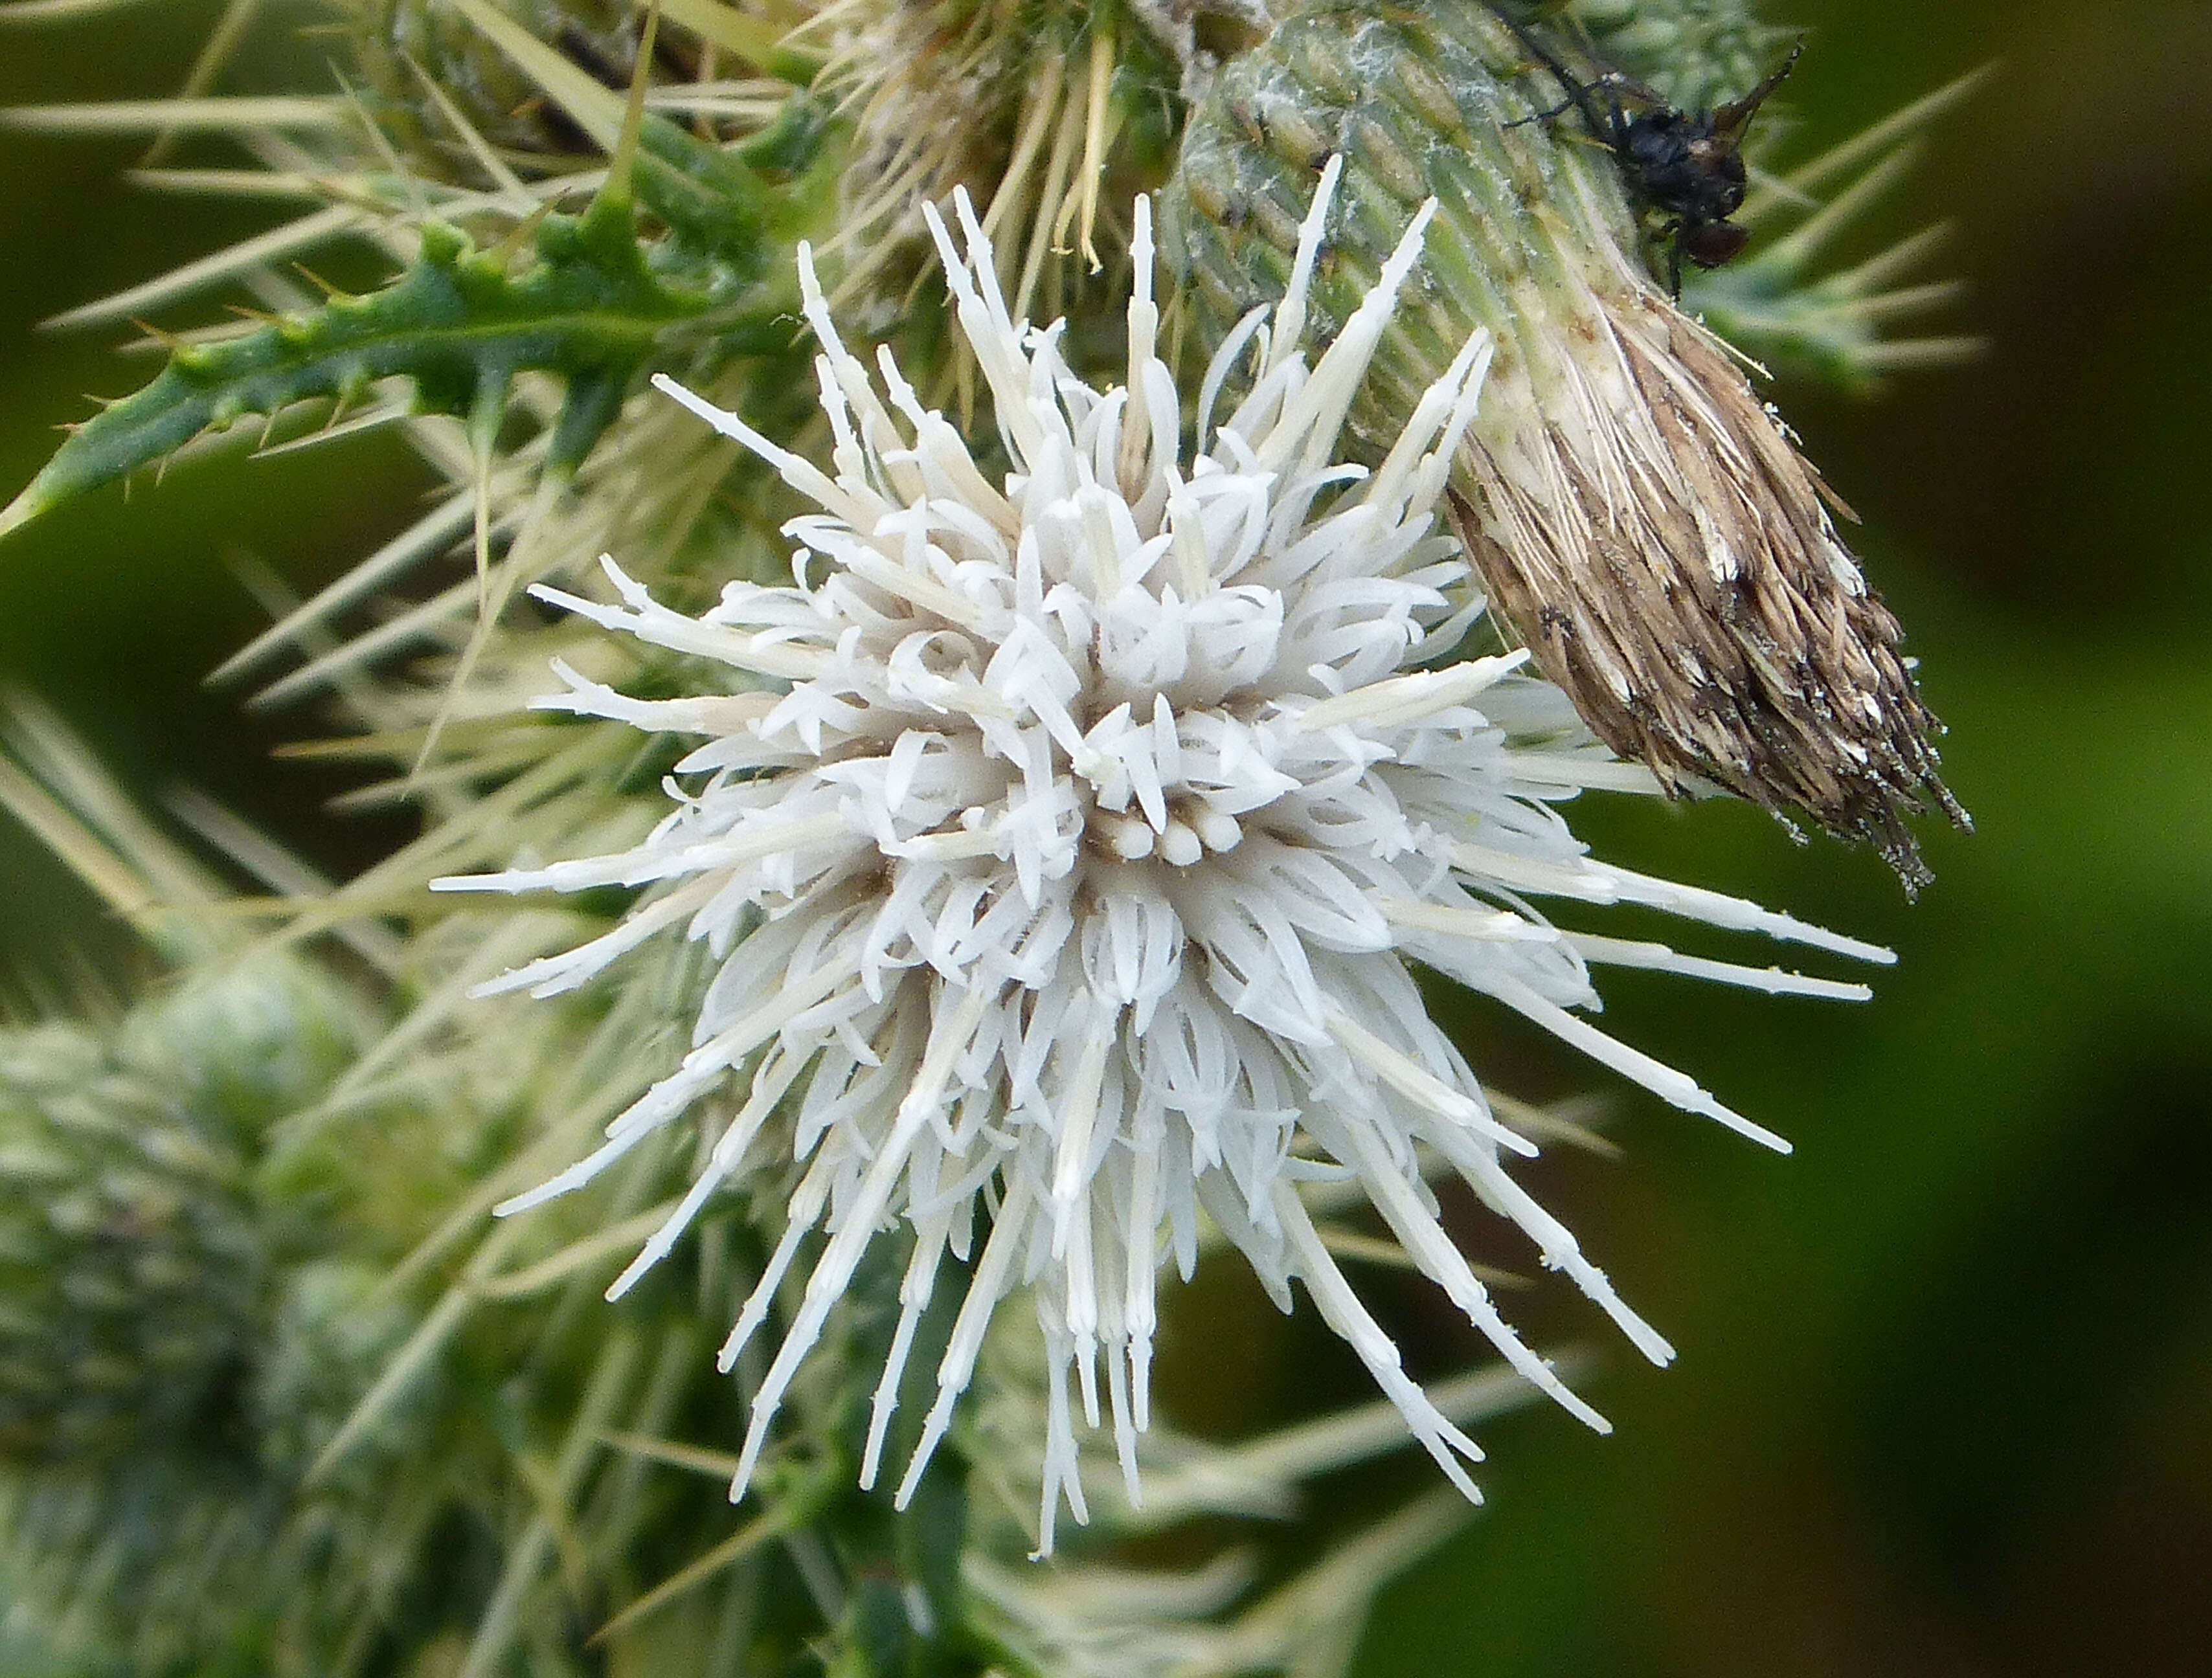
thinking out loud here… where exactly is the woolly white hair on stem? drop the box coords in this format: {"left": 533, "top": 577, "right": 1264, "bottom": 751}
{"left": 434, "top": 157, "right": 1891, "bottom": 1553}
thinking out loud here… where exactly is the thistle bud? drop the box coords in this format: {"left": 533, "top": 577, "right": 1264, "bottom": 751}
{"left": 0, "top": 1023, "right": 264, "bottom": 1462}
{"left": 0, "top": 962, "right": 444, "bottom": 1671}
{"left": 1164, "top": 2, "right": 1967, "bottom": 884}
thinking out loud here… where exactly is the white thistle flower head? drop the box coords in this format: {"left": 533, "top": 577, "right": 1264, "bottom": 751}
{"left": 434, "top": 157, "right": 1893, "bottom": 1553}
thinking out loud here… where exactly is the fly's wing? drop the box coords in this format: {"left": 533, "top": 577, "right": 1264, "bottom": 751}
{"left": 1713, "top": 41, "right": 1803, "bottom": 142}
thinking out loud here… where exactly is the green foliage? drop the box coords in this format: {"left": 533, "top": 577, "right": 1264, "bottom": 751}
{"left": 0, "top": 196, "right": 702, "bottom": 541}
{"left": 631, "top": 88, "right": 840, "bottom": 282}
{"left": 0, "top": 52, "right": 839, "bottom": 544}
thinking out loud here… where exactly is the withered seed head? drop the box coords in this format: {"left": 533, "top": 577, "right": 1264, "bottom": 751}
{"left": 1164, "top": 2, "right": 1969, "bottom": 888}
{"left": 1446, "top": 289, "right": 1970, "bottom": 890}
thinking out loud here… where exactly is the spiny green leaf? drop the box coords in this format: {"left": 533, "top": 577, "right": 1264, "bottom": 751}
{"left": 627, "top": 91, "right": 837, "bottom": 280}
{"left": 0, "top": 53, "right": 841, "bottom": 544}
{"left": 0, "top": 195, "right": 709, "bottom": 541}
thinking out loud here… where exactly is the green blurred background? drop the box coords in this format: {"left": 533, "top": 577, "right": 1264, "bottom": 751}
{"left": 3, "top": 2, "right": 2209, "bottom": 1674}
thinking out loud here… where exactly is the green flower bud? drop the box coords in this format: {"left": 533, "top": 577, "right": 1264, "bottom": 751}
{"left": 252, "top": 1258, "right": 427, "bottom": 1483}
{"left": 119, "top": 953, "right": 374, "bottom": 1142}
{"left": 0, "top": 954, "right": 411, "bottom": 1672}
{"left": 0, "top": 1022, "right": 264, "bottom": 1463}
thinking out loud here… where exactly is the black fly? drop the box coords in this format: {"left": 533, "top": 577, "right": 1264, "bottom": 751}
{"left": 1504, "top": 20, "right": 1801, "bottom": 295}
